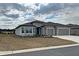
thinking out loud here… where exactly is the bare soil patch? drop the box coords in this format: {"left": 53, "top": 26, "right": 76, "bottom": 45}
{"left": 0, "top": 34, "right": 77, "bottom": 51}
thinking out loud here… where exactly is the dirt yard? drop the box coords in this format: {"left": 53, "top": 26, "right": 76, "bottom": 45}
{"left": 0, "top": 34, "right": 77, "bottom": 51}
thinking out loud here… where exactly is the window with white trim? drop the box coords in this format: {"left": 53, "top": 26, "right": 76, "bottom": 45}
{"left": 22, "top": 27, "right": 24, "bottom": 33}
{"left": 26, "top": 28, "right": 32, "bottom": 33}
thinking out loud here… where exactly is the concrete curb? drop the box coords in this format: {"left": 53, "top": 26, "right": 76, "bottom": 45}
{"left": 0, "top": 44, "right": 79, "bottom": 56}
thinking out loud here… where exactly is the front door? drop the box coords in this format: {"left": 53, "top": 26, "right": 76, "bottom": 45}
{"left": 36, "top": 27, "right": 41, "bottom": 36}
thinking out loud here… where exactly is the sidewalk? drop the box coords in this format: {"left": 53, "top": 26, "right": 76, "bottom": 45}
{"left": 0, "top": 44, "right": 79, "bottom": 56}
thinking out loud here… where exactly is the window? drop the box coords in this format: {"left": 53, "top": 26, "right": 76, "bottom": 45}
{"left": 26, "top": 28, "right": 32, "bottom": 33}
{"left": 22, "top": 27, "right": 24, "bottom": 33}
{"left": 29, "top": 28, "right": 32, "bottom": 33}
{"left": 26, "top": 29, "right": 28, "bottom": 33}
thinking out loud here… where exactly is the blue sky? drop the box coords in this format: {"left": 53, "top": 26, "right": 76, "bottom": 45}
{"left": 0, "top": 3, "right": 79, "bottom": 29}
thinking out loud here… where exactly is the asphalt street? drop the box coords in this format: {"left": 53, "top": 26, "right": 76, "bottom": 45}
{"left": 5, "top": 45, "right": 79, "bottom": 56}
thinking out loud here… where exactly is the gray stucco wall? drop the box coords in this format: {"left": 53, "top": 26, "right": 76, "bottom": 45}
{"left": 15, "top": 26, "right": 36, "bottom": 36}
{"left": 41, "top": 27, "right": 46, "bottom": 36}
{"left": 41, "top": 26, "right": 55, "bottom": 36}
{"left": 45, "top": 26, "right": 55, "bottom": 36}
{"left": 15, "top": 27, "right": 22, "bottom": 36}
{"left": 15, "top": 26, "right": 70, "bottom": 36}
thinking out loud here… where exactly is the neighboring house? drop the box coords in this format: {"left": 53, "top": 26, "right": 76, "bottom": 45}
{"left": 15, "top": 20, "right": 70, "bottom": 36}
{"left": 67, "top": 24, "right": 79, "bottom": 35}
{"left": 0, "top": 29, "right": 15, "bottom": 34}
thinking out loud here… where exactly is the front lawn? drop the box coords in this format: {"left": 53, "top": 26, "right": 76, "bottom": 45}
{"left": 0, "top": 34, "right": 77, "bottom": 51}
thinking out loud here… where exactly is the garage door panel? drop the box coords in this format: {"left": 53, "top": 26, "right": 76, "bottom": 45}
{"left": 57, "top": 29, "right": 69, "bottom": 35}
{"left": 46, "top": 29, "right": 54, "bottom": 36}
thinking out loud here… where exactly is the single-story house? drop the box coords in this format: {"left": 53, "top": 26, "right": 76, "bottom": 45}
{"left": 67, "top": 24, "right": 79, "bottom": 35}
{"left": 15, "top": 20, "right": 70, "bottom": 36}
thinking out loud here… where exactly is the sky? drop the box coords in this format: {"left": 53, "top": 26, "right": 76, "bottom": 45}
{"left": 0, "top": 3, "right": 79, "bottom": 29}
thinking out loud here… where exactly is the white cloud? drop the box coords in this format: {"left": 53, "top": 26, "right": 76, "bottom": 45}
{"left": 0, "top": 3, "right": 79, "bottom": 29}
{"left": 6, "top": 9, "right": 20, "bottom": 14}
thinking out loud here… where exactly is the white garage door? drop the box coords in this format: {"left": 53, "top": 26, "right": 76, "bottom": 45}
{"left": 46, "top": 29, "right": 54, "bottom": 36}
{"left": 57, "top": 28, "right": 70, "bottom": 35}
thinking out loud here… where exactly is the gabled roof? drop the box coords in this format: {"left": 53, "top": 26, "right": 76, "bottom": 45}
{"left": 67, "top": 24, "right": 79, "bottom": 28}
{"left": 15, "top": 22, "right": 36, "bottom": 29}
{"left": 15, "top": 20, "right": 70, "bottom": 29}
{"left": 20, "top": 20, "right": 45, "bottom": 26}
{"left": 30, "top": 20, "right": 45, "bottom": 24}
{"left": 44, "top": 22, "right": 69, "bottom": 27}
{"left": 15, "top": 20, "right": 46, "bottom": 29}
{"left": 20, "top": 23, "right": 33, "bottom": 26}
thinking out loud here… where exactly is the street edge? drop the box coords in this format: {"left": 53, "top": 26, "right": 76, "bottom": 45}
{"left": 0, "top": 44, "right": 79, "bottom": 56}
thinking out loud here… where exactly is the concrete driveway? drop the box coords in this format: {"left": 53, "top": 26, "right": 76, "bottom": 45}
{"left": 54, "top": 36, "right": 79, "bottom": 43}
